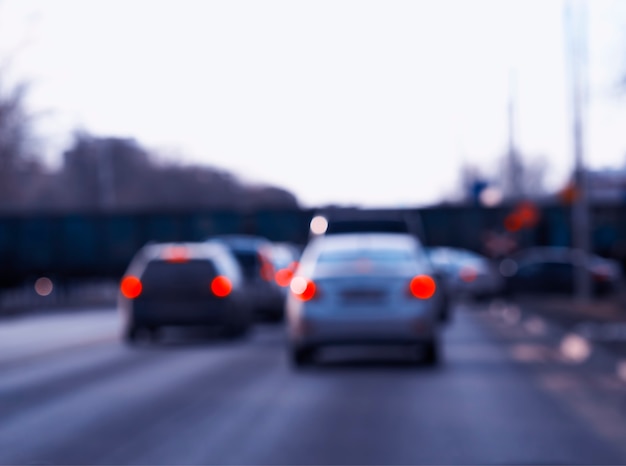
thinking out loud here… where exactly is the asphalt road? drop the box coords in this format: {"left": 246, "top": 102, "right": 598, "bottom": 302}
{"left": 2, "top": 303, "right": 626, "bottom": 465}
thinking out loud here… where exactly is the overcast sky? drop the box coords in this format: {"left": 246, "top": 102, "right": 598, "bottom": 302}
{"left": 1, "top": 0, "right": 626, "bottom": 208}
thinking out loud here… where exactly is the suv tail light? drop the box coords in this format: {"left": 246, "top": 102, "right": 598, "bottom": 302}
{"left": 258, "top": 252, "right": 275, "bottom": 281}
{"left": 275, "top": 268, "right": 294, "bottom": 287}
{"left": 591, "top": 264, "right": 612, "bottom": 282}
{"left": 121, "top": 276, "right": 143, "bottom": 299}
{"left": 290, "top": 276, "right": 317, "bottom": 301}
{"left": 211, "top": 276, "right": 232, "bottom": 297}
{"left": 459, "top": 266, "right": 478, "bottom": 282}
{"left": 408, "top": 275, "right": 436, "bottom": 299}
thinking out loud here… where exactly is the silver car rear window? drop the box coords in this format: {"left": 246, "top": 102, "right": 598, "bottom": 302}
{"left": 317, "top": 249, "right": 415, "bottom": 265}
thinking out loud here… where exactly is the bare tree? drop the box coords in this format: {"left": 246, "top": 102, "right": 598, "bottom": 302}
{"left": 0, "top": 78, "right": 38, "bottom": 209}
{"left": 52, "top": 132, "right": 300, "bottom": 212}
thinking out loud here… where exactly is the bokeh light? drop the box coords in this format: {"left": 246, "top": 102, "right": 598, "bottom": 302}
{"left": 409, "top": 275, "right": 436, "bottom": 299}
{"left": 459, "top": 266, "right": 478, "bottom": 282}
{"left": 275, "top": 268, "right": 294, "bottom": 287}
{"left": 479, "top": 187, "right": 503, "bottom": 207}
{"left": 121, "top": 276, "right": 143, "bottom": 299}
{"left": 290, "top": 276, "right": 308, "bottom": 295}
{"left": 310, "top": 216, "right": 328, "bottom": 235}
{"left": 499, "top": 258, "right": 518, "bottom": 277}
{"left": 560, "top": 334, "right": 592, "bottom": 363}
{"left": 502, "top": 304, "right": 521, "bottom": 325}
{"left": 211, "top": 276, "right": 232, "bottom": 297}
{"left": 35, "top": 277, "right": 54, "bottom": 297}
{"left": 290, "top": 276, "right": 316, "bottom": 301}
{"left": 524, "top": 317, "right": 547, "bottom": 335}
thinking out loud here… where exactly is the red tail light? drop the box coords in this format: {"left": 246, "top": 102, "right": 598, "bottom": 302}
{"left": 121, "top": 276, "right": 142, "bottom": 299}
{"left": 409, "top": 275, "right": 436, "bottom": 299}
{"left": 211, "top": 276, "right": 232, "bottom": 297}
{"left": 261, "top": 263, "right": 275, "bottom": 281}
{"left": 258, "top": 252, "right": 275, "bottom": 281}
{"left": 290, "top": 276, "right": 317, "bottom": 301}
{"left": 163, "top": 245, "right": 189, "bottom": 263}
{"left": 459, "top": 266, "right": 478, "bottom": 283}
{"left": 275, "top": 268, "right": 294, "bottom": 287}
{"left": 591, "top": 265, "right": 612, "bottom": 282}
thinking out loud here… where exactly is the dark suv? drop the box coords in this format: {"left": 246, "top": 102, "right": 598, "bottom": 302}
{"left": 310, "top": 208, "right": 425, "bottom": 240}
{"left": 118, "top": 242, "right": 252, "bottom": 343}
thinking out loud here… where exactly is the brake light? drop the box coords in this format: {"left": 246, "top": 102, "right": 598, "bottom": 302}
{"left": 459, "top": 266, "right": 478, "bottom": 283}
{"left": 409, "top": 275, "right": 436, "bottom": 299}
{"left": 275, "top": 268, "right": 294, "bottom": 287}
{"left": 121, "top": 276, "right": 142, "bottom": 299}
{"left": 211, "top": 276, "right": 232, "bottom": 297}
{"left": 261, "top": 263, "right": 274, "bottom": 281}
{"left": 163, "top": 245, "right": 189, "bottom": 263}
{"left": 290, "top": 276, "right": 317, "bottom": 301}
{"left": 258, "top": 252, "right": 275, "bottom": 281}
{"left": 591, "top": 265, "right": 612, "bottom": 282}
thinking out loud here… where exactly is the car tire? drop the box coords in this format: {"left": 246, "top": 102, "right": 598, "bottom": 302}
{"left": 148, "top": 326, "right": 161, "bottom": 343}
{"left": 123, "top": 325, "right": 141, "bottom": 345}
{"left": 422, "top": 339, "right": 441, "bottom": 367}
{"left": 291, "top": 346, "right": 316, "bottom": 368}
{"left": 224, "top": 322, "right": 251, "bottom": 339}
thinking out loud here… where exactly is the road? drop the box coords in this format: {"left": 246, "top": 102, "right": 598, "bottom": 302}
{"left": 2, "top": 303, "right": 626, "bottom": 465}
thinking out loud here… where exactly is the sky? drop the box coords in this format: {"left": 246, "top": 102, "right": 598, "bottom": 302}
{"left": 1, "top": 0, "right": 626, "bottom": 208}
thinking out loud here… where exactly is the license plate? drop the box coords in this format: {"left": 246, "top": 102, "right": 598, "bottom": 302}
{"left": 340, "top": 288, "right": 387, "bottom": 303}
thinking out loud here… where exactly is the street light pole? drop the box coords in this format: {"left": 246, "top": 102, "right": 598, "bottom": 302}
{"left": 566, "top": 0, "right": 591, "bottom": 302}
{"left": 507, "top": 69, "right": 522, "bottom": 201}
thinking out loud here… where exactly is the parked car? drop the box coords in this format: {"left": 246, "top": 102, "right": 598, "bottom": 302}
{"left": 286, "top": 232, "right": 445, "bottom": 367}
{"left": 500, "top": 247, "right": 623, "bottom": 297}
{"left": 118, "top": 241, "right": 252, "bottom": 343}
{"left": 426, "top": 247, "right": 504, "bottom": 302}
{"left": 206, "top": 235, "right": 285, "bottom": 322}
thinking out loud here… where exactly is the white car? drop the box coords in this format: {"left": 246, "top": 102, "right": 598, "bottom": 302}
{"left": 286, "top": 233, "right": 444, "bottom": 367}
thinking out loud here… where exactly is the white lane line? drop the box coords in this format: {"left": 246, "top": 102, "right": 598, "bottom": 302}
{"left": 0, "top": 335, "right": 120, "bottom": 372}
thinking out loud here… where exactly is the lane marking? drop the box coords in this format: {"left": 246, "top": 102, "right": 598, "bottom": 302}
{"left": 0, "top": 335, "right": 120, "bottom": 372}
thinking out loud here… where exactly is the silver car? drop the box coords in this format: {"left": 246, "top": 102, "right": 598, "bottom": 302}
{"left": 286, "top": 233, "right": 444, "bottom": 367}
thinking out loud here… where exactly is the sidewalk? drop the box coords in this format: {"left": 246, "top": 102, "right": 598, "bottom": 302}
{"left": 511, "top": 291, "right": 626, "bottom": 359}
{"left": 513, "top": 292, "right": 626, "bottom": 326}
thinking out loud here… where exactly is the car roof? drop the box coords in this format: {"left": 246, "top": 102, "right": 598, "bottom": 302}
{"left": 310, "top": 233, "right": 420, "bottom": 252}
{"left": 142, "top": 241, "right": 232, "bottom": 261}
{"left": 311, "top": 209, "right": 424, "bottom": 238}
{"left": 325, "top": 219, "right": 412, "bottom": 235}
{"left": 206, "top": 234, "right": 272, "bottom": 250}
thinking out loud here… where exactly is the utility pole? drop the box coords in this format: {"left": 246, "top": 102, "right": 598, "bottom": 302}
{"left": 566, "top": 0, "right": 591, "bottom": 302}
{"left": 507, "top": 70, "right": 523, "bottom": 201}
